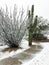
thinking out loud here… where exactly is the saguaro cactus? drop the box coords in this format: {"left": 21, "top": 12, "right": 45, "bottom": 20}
{"left": 28, "top": 5, "right": 34, "bottom": 46}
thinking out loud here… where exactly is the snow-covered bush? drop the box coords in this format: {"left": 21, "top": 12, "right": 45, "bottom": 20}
{"left": 0, "top": 5, "right": 29, "bottom": 47}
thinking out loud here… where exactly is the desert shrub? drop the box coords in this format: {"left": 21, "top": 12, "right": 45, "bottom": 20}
{"left": 0, "top": 5, "right": 29, "bottom": 47}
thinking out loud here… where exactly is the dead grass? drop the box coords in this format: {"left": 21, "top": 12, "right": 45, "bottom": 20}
{"left": 0, "top": 57, "right": 22, "bottom": 65}
{"left": 2, "top": 47, "right": 22, "bottom": 52}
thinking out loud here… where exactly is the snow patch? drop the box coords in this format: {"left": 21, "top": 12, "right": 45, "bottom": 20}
{"left": 20, "top": 39, "right": 30, "bottom": 49}
{"left": 0, "top": 45, "right": 9, "bottom": 51}
{"left": 0, "top": 39, "right": 30, "bottom": 61}
{"left": 0, "top": 49, "right": 26, "bottom": 61}
{"left": 22, "top": 43, "right": 49, "bottom": 65}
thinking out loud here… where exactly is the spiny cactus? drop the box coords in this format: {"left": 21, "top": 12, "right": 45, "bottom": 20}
{"left": 28, "top": 5, "right": 34, "bottom": 46}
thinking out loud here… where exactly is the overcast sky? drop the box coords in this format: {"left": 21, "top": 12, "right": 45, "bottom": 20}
{"left": 0, "top": 0, "right": 49, "bottom": 20}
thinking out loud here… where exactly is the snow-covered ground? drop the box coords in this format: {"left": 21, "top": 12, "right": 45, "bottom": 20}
{"left": 0, "top": 39, "right": 30, "bottom": 61}
{"left": 0, "top": 49, "right": 26, "bottom": 61}
{"left": 0, "top": 40, "right": 49, "bottom": 65}
{"left": 0, "top": 45, "right": 9, "bottom": 51}
{"left": 22, "top": 42, "right": 49, "bottom": 65}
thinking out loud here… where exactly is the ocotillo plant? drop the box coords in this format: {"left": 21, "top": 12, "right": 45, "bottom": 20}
{"left": 0, "top": 4, "right": 29, "bottom": 48}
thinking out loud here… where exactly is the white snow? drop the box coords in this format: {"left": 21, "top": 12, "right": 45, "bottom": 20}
{"left": 0, "top": 49, "right": 25, "bottom": 60}
{"left": 20, "top": 39, "right": 30, "bottom": 49}
{"left": 0, "top": 39, "right": 29, "bottom": 60}
{"left": 22, "top": 42, "right": 49, "bottom": 65}
{"left": 0, "top": 41, "right": 49, "bottom": 65}
{"left": 0, "top": 45, "right": 9, "bottom": 51}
